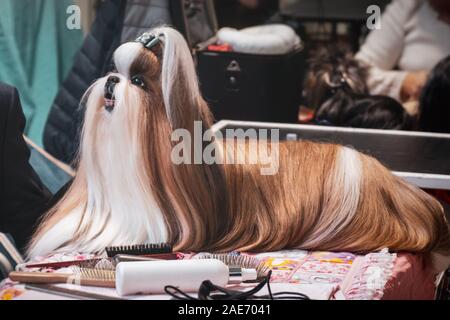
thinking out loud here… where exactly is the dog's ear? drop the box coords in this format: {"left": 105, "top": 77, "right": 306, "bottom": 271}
{"left": 152, "top": 27, "right": 207, "bottom": 129}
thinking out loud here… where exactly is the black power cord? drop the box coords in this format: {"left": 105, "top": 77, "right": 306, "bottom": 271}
{"left": 164, "top": 270, "right": 310, "bottom": 300}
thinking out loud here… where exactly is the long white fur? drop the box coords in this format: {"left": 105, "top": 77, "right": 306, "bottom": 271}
{"left": 302, "top": 146, "right": 362, "bottom": 247}
{"left": 28, "top": 55, "right": 168, "bottom": 257}
{"left": 27, "top": 207, "right": 84, "bottom": 257}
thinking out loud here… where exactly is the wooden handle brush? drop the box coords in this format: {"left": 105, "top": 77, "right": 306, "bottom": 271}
{"left": 9, "top": 269, "right": 116, "bottom": 288}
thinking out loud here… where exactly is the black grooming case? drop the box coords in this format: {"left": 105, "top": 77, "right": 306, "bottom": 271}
{"left": 171, "top": 0, "right": 306, "bottom": 123}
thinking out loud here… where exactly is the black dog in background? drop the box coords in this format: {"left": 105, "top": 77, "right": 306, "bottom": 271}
{"left": 0, "top": 83, "right": 51, "bottom": 253}
{"left": 305, "top": 47, "right": 414, "bottom": 130}
{"left": 316, "top": 93, "right": 415, "bottom": 130}
{"left": 419, "top": 56, "right": 450, "bottom": 134}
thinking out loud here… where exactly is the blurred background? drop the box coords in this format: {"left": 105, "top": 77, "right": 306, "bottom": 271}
{"left": 0, "top": 0, "right": 448, "bottom": 151}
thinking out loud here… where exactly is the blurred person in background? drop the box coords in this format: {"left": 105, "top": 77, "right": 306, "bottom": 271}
{"left": 356, "top": 0, "right": 450, "bottom": 105}
{"left": 0, "top": 83, "right": 51, "bottom": 253}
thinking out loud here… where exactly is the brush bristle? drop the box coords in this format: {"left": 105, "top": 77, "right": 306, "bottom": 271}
{"left": 72, "top": 266, "right": 116, "bottom": 281}
{"left": 194, "top": 253, "right": 269, "bottom": 278}
{"left": 105, "top": 243, "right": 173, "bottom": 257}
{"left": 76, "top": 258, "right": 115, "bottom": 270}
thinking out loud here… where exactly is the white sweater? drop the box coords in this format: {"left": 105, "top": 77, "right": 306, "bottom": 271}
{"left": 356, "top": 0, "right": 450, "bottom": 101}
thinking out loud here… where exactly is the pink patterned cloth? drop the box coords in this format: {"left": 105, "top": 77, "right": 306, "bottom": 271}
{"left": 249, "top": 249, "right": 436, "bottom": 300}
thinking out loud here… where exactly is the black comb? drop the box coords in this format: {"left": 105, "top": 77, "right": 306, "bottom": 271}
{"left": 105, "top": 243, "right": 172, "bottom": 257}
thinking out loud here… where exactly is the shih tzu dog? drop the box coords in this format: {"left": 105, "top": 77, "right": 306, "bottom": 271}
{"left": 28, "top": 27, "right": 450, "bottom": 266}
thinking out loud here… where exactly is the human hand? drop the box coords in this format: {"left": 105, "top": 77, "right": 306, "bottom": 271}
{"left": 400, "top": 71, "right": 428, "bottom": 102}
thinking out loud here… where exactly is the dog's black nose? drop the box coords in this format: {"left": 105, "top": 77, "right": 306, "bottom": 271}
{"left": 105, "top": 76, "right": 120, "bottom": 99}
{"left": 104, "top": 75, "right": 119, "bottom": 112}
{"left": 107, "top": 75, "right": 120, "bottom": 84}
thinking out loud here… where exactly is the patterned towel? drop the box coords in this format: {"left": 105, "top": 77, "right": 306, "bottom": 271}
{"left": 2, "top": 249, "right": 399, "bottom": 300}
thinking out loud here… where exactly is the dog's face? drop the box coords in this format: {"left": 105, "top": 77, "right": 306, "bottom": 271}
{"left": 82, "top": 28, "right": 210, "bottom": 166}
{"left": 88, "top": 40, "right": 165, "bottom": 132}
{"left": 304, "top": 47, "right": 368, "bottom": 109}
{"left": 102, "top": 42, "right": 162, "bottom": 113}
{"left": 80, "top": 39, "right": 171, "bottom": 180}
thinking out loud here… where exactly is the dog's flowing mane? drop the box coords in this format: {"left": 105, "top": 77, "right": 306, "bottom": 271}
{"left": 28, "top": 27, "right": 450, "bottom": 262}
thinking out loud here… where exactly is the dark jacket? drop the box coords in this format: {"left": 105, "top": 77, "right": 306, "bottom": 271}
{"left": 43, "top": 0, "right": 173, "bottom": 165}
{"left": 43, "top": 0, "right": 127, "bottom": 164}
{"left": 0, "top": 83, "right": 52, "bottom": 252}
{"left": 215, "top": 0, "right": 278, "bottom": 29}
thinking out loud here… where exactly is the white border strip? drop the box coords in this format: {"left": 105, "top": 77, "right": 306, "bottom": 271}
{"left": 0, "top": 253, "right": 13, "bottom": 274}
{"left": 24, "top": 136, "right": 75, "bottom": 177}
{"left": 0, "top": 233, "right": 23, "bottom": 264}
{"left": 213, "top": 120, "right": 450, "bottom": 138}
{"left": 393, "top": 171, "right": 450, "bottom": 190}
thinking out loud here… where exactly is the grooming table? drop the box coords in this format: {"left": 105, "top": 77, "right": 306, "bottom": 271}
{"left": 0, "top": 249, "right": 437, "bottom": 300}
{"left": 211, "top": 120, "right": 450, "bottom": 190}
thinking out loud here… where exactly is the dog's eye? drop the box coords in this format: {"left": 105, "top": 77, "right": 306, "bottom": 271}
{"left": 131, "top": 75, "right": 145, "bottom": 89}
